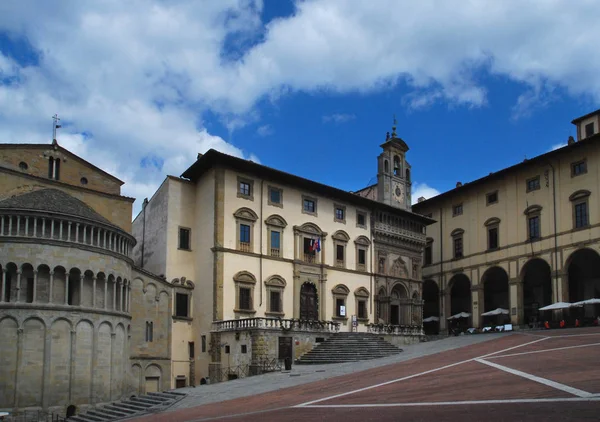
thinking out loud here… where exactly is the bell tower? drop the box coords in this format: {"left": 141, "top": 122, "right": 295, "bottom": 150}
{"left": 376, "top": 116, "right": 412, "bottom": 210}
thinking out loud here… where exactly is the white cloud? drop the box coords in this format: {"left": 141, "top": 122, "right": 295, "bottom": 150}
{"left": 550, "top": 142, "right": 567, "bottom": 151}
{"left": 322, "top": 113, "right": 356, "bottom": 124}
{"left": 1, "top": 0, "right": 600, "bottom": 217}
{"left": 411, "top": 182, "right": 441, "bottom": 204}
{"left": 256, "top": 124, "right": 274, "bottom": 137}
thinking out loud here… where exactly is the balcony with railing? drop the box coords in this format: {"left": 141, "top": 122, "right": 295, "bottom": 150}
{"left": 270, "top": 248, "right": 280, "bottom": 257}
{"left": 302, "top": 253, "right": 317, "bottom": 264}
{"left": 0, "top": 211, "right": 135, "bottom": 260}
{"left": 213, "top": 317, "right": 340, "bottom": 333}
{"left": 239, "top": 241, "right": 252, "bottom": 253}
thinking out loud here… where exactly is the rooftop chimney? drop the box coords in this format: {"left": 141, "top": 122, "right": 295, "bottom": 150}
{"left": 456, "top": 182, "right": 462, "bottom": 188}
{"left": 418, "top": 196, "right": 426, "bottom": 203}
{"left": 197, "top": 153, "right": 203, "bottom": 160}
{"left": 568, "top": 136, "right": 575, "bottom": 145}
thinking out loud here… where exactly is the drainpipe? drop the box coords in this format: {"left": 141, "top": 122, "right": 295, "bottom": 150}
{"left": 259, "top": 180, "right": 264, "bottom": 306}
{"left": 141, "top": 198, "right": 148, "bottom": 269}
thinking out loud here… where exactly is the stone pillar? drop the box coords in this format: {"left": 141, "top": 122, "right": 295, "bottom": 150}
{"left": 439, "top": 287, "right": 448, "bottom": 331}
{"left": 118, "top": 280, "right": 123, "bottom": 312}
{"left": 79, "top": 274, "right": 84, "bottom": 306}
{"left": 24, "top": 216, "right": 29, "bottom": 236}
{"left": 0, "top": 268, "right": 6, "bottom": 303}
{"left": 49, "top": 271, "right": 54, "bottom": 303}
{"left": 83, "top": 224, "right": 87, "bottom": 244}
{"left": 104, "top": 279, "right": 108, "bottom": 309}
{"left": 470, "top": 284, "right": 483, "bottom": 328}
{"left": 15, "top": 270, "right": 22, "bottom": 303}
{"left": 509, "top": 278, "right": 523, "bottom": 326}
{"left": 32, "top": 270, "right": 38, "bottom": 303}
{"left": 64, "top": 271, "right": 70, "bottom": 305}
{"left": 33, "top": 217, "right": 38, "bottom": 237}
{"left": 50, "top": 218, "right": 55, "bottom": 239}
{"left": 68, "top": 222, "right": 72, "bottom": 241}
{"left": 557, "top": 271, "right": 568, "bottom": 302}
{"left": 14, "top": 327, "right": 24, "bottom": 408}
{"left": 113, "top": 279, "right": 117, "bottom": 310}
{"left": 75, "top": 223, "right": 80, "bottom": 243}
{"left": 16, "top": 215, "right": 20, "bottom": 235}
{"left": 92, "top": 276, "right": 97, "bottom": 308}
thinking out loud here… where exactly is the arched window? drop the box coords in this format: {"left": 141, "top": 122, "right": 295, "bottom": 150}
{"left": 393, "top": 156, "right": 400, "bottom": 176}
{"left": 406, "top": 168, "right": 410, "bottom": 181}
{"left": 384, "top": 160, "right": 389, "bottom": 173}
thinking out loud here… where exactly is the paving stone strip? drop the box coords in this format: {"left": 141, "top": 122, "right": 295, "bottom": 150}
{"left": 168, "top": 333, "right": 512, "bottom": 411}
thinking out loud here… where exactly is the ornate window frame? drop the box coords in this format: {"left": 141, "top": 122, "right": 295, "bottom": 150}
{"left": 356, "top": 209, "right": 368, "bottom": 229}
{"left": 333, "top": 203, "right": 346, "bottom": 224}
{"left": 486, "top": 190, "right": 498, "bottom": 206}
{"left": 237, "top": 175, "right": 254, "bottom": 201}
{"left": 570, "top": 190, "right": 591, "bottom": 229}
{"left": 233, "top": 271, "right": 256, "bottom": 315}
{"left": 171, "top": 277, "right": 195, "bottom": 320}
{"left": 331, "top": 284, "right": 350, "bottom": 321}
{"left": 354, "top": 287, "right": 370, "bottom": 322}
{"left": 267, "top": 185, "right": 283, "bottom": 208}
{"left": 524, "top": 204, "right": 542, "bottom": 241}
{"left": 234, "top": 208, "right": 258, "bottom": 253}
{"left": 178, "top": 226, "right": 192, "bottom": 251}
{"left": 570, "top": 159, "right": 587, "bottom": 178}
{"left": 451, "top": 228, "right": 464, "bottom": 259}
{"left": 354, "top": 235, "right": 371, "bottom": 272}
{"left": 294, "top": 222, "right": 327, "bottom": 264}
{"left": 265, "top": 214, "right": 287, "bottom": 258}
{"left": 265, "top": 275, "right": 286, "bottom": 317}
{"left": 484, "top": 217, "right": 500, "bottom": 251}
{"left": 332, "top": 230, "right": 350, "bottom": 268}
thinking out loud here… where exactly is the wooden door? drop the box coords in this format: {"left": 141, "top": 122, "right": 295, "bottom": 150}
{"left": 300, "top": 283, "right": 318, "bottom": 320}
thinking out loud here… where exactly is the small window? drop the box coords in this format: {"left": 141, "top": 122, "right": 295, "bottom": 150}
{"left": 574, "top": 202, "right": 588, "bottom": 228}
{"left": 336, "top": 298, "right": 345, "bottom": 317}
{"left": 241, "top": 345, "right": 247, "bottom": 354}
{"left": 239, "top": 181, "right": 251, "bottom": 196}
{"left": 379, "top": 257, "right": 386, "bottom": 274}
{"left": 488, "top": 227, "right": 499, "bottom": 250}
{"left": 239, "top": 287, "right": 251, "bottom": 310}
{"left": 336, "top": 244, "right": 344, "bottom": 263}
{"left": 357, "top": 212, "right": 366, "bottom": 227}
{"left": 526, "top": 176, "right": 540, "bottom": 192}
{"left": 358, "top": 249, "right": 366, "bottom": 265}
{"left": 571, "top": 160, "right": 587, "bottom": 177}
{"left": 188, "top": 342, "right": 195, "bottom": 359}
{"left": 452, "top": 203, "right": 463, "bottom": 216}
{"left": 225, "top": 345, "right": 230, "bottom": 354}
{"left": 145, "top": 321, "right": 153, "bottom": 342}
{"left": 269, "top": 187, "right": 281, "bottom": 205}
{"left": 270, "top": 290, "right": 281, "bottom": 313}
{"left": 303, "top": 237, "right": 316, "bottom": 255}
{"left": 528, "top": 215, "right": 540, "bottom": 240}
{"left": 240, "top": 224, "right": 250, "bottom": 244}
{"left": 80, "top": 177, "right": 88, "bottom": 185}
{"left": 270, "top": 230, "right": 280, "bottom": 252}
{"left": 486, "top": 191, "right": 498, "bottom": 205}
{"left": 303, "top": 198, "right": 315, "bottom": 213}
{"left": 19, "top": 161, "right": 28, "bottom": 170}
{"left": 175, "top": 293, "right": 189, "bottom": 317}
{"left": 425, "top": 245, "right": 432, "bottom": 265}
{"left": 357, "top": 300, "right": 367, "bottom": 319}
{"left": 335, "top": 207, "right": 345, "bottom": 221}
{"left": 585, "top": 122, "right": 595, "bottom": 138}
{"left": 179, "top": 227, "right": 191, "bottom": 250}
{"left": 453, "top": 237, "right": 463, "bottom": 258}
{"left": 201, "top": 335, "right": 206, "bottom": 353}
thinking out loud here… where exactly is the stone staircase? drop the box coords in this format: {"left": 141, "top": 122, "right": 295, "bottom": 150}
{"left": 67, "top": 391, "right": 186, "bottom": 422}
{"left": 295, "top": 332, "right": 403, "bottom": 364}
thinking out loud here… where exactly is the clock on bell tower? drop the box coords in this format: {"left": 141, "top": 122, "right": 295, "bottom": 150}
{"left": 376, "top": 116, "right": 412, "bottom": 211}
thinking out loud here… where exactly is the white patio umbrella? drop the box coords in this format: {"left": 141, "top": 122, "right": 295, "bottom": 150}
{"left": 423, "top": 316, "right": 440, "bottom": 323}
{"left": 572, "top": 298, "right": 600, "bottom": 306}
{"left": 447, "top": 312, "right": 471, "bottom": 320}
{"left": 481, "top": 308, "right": 509, "bottom": 316}
{"left": 539, "top": 302, "right": 576, "bottom": 311}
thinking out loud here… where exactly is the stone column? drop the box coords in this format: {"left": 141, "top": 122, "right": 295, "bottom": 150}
{"left": 557, "top": 271, "right": 568, "bottom": 303}
{"left": 24, "top": 216, "right": 29, "bottom": 237}
{"left": 79, "top": 274, "right": 84, "bottom": 306}
{"left": 32, "top": 270, "right": 38, "bottom": 303}
{"left": 68, "top": 222, "right": 72, "bottom": 241}
{"left": 104, "top": 279, "right": 108, "bottom": 309}
{"left": 509, "top": 278, "right": 523, "bottom": 326}
{"left": 49, "top": 271, "right": 54, "bottom": 303}
{"left": 64, "top": 271, "right": 70, "bottom": 305}
{"left": 113, "top": 279, "right": 117, "bottom": 310}
{"left": 75, "top": 223, "right": 80, "bottom": 243}
{"left": 92, "top": 276, "right": 97, "bottom": 308}
{"left": 83, "top": 224, "right": 87, "bottom": 244}
{"left": 439, "top": 287, "right": 448, "bottom": 331}
{"left": 15, "top": 270, "right": 22, "bottom": 303}
{"left": 118, "top": 280, "right": 123, "bottom": 312}
{"left": 470, "top": 284, "right": 483, "bottom": 328}
{"left": 0, "top": 268, "right": 6, "bottom": 302}
{"left": 14, "top": 327, "right": 24, "bottom": 408}
{"left": 33, "top": 217, "right": 38, "bottom": 237}
{"left": 50, "top": 218, "right": 55, "bottom": 239}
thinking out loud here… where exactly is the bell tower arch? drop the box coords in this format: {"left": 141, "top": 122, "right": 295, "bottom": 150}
{"left": 377, "top": 116, "right": 412, "bottom": 210}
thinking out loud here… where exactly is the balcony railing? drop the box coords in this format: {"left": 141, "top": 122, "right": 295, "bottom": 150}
{"left": 0, "top": 211, "right": 135, "bottom": 260}
{"left": 302, "top": 253, "right": 317, "bottom": 263}
{"left": 366, "top": 323, "right": 423, "bottom": 336}
{"left": 270, "top": 248, "right": 280, "bottom": 257}
{"left": 239, "top": 242, "right": 252, "bottom": 253}
{"left": 213, "top": 317, "right": 340, "bottom": 333}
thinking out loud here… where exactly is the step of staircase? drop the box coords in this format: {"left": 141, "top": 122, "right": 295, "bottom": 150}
{"left": 296, "top": 332, "right": 403, "bottom": 364}
{"left": 66, "top": 391, "right": 187, "bottom": 422}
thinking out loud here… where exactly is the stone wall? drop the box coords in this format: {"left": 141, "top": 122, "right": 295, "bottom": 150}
{"left": 0, "top": 307, "right": 130, "bottom": 414}
{"left": 380, "top": 333, "right": 422, "bottom": 347}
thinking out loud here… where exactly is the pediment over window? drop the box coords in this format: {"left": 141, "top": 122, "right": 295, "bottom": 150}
{"left": 523, "top": 204, "right": 542, "bottom": 215}
{"left": 332, "top": 230, "right": 350, "bottom": 242}
{"left": 484, "top": 217, "right": 501, "bottom": 227}
{"left": 171, "top": 276, "right": 195, "bottom": 289}
{"left": 294, "top": 222, "right": 327, "bottom": 236}
{"left": 331, "top": 284, "right": 350, "bottom": 295}
{"left": 233, "top": 270, "right": 257, "bottom": 284}
{"left": 265, "top": 214, "right": 288, "bottom": 228}
{"left": 233, "top": 207, "right": 258, "bottom": 221}
{"left": 354, "top": 235, "right": 371, "bottom": 246}
{"left": 450, "top": 228, "right": 464, "bottom": 237}
{"left": 354, "top": 287, "right": 370, "bottom": 298}
{"left": 569, "top": 189, "right": 591, "bottom": 202}
{"left": 264, "top": 275, "right": 286, "bottom": 287}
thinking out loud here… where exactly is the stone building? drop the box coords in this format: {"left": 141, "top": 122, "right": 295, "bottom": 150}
{"left": 132, "top": 122, "right": 433, "bottom": 385}
{"left": 412, "top": 109, "right": 600, "bottom": 333}
{"left": 0, "top": 139, "right": 173, "bottom": 415}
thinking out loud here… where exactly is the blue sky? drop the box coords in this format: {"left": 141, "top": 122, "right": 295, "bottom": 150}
{"left": 1, "top": 0, "right": 599, "bottom": 217}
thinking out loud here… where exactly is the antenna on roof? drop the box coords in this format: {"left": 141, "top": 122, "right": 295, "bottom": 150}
{"left": 52, "top": 114, "right": 61, "bottom": 145}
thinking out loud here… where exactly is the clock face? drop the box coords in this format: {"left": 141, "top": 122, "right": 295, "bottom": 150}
{"left": 394, "top": 183, "right": 405, "bottom": 202}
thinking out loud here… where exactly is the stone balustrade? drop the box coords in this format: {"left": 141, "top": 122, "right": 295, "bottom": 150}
{"left": 212, "top": 317, "right": 340, "bottom": 333}
{"left": 0, "top": 211, "right": 135, "bottom": 260}
{"left": 366, "top": 323, "right": 423, "bottom": 336}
